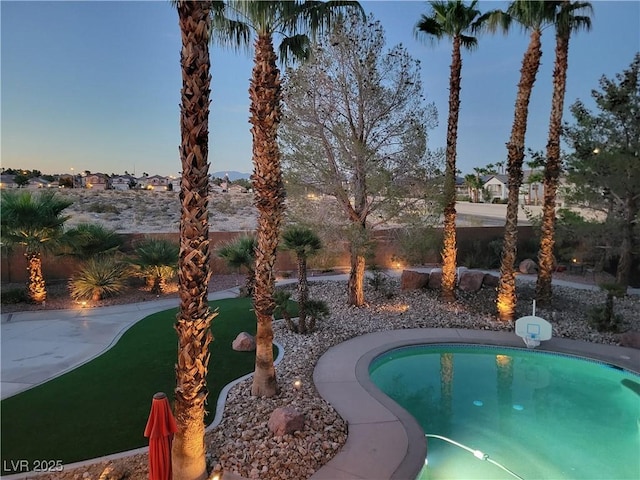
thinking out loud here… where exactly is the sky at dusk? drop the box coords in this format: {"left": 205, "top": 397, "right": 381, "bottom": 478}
{"left": 2, "top": 1, "right": 639, "bottom": 178}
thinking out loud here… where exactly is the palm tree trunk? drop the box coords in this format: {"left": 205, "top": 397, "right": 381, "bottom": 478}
{"left": 26, "top": 251, "right": 46, "bottom": 303}
{"left": 173, "top": 3, "right": 214, "bottom": 479}
{"left": 497, "top": 29, "right": 543, "bottom": 322}
{"left": 441, "top": 36, "right": 462, "bottom": 303}
{"left": 297, "top": 254, "right": 308, "bottom": 334}
{"left": 250, "top": 34, "right": 285, "bottom": 397}
{"left": 537, "top": 32, "right": 570, "bottom": 305}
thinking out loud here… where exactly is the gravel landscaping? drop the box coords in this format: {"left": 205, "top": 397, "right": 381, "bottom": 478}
{"left": 16, "top": 275, "right": 640, "bottom": 480}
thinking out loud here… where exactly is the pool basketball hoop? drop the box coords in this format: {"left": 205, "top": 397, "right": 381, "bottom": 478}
{"left": 515, "top": 301, "right": 552, "bottom": 348}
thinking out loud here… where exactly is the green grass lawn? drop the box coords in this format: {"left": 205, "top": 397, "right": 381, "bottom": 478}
{"left": 1, "top": 297, "right": 289, "bottom": 471}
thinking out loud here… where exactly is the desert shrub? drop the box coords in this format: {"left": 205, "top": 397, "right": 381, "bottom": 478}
{"left": 367, "top": 264, "right": 388, "bottom": 292}
{"left": 86, "top": 202, "right": 120, "bottom": 214}
{"left": 393, "top": 224, "right": 442, "bottom": 266}
{"left": 1, "top": 287, "right": 30, "bottom": 305}
{"left": 587, "top": 282, "right": 626, "bottom": 332}
{"left": 69, "top": 257, "right": 129, "bottom": 301}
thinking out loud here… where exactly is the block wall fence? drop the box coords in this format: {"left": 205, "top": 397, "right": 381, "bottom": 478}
{"left": 1, "top": 227, "right": 535, "bottom": 284}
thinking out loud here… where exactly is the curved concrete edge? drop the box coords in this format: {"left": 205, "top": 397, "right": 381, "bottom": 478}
{"left": 311, "top": 328, "right": 640, "bottom": 480}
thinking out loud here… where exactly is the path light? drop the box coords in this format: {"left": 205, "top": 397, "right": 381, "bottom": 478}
{"left": 593, "top": 147, "right": 600, "bottom": 154}
{"left": 293, "top": 379, "right": 302, "bottom": 390}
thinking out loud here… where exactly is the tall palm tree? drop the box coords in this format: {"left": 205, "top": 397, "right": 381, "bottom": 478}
{"left": 416, "top": 0, "right": 485, "bottom": 302}
{"left": 211, "top": 0, "right": 361, "bottom": 397}
{"left": 281, "top": 224, "right": 322, "bottom": 333}
{"left": 485, "top": 1, "right": 559, "bottom": 321}
{"left": 0, "top": 190, "right": 72, "bottom": 303}
{"left": 536, "top": 1, "right": 592, "bottom": 305}
{"left": 173, "top": 2, "right": 218, "bottom": 479}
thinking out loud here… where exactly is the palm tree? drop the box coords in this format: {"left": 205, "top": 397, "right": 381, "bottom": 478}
{"left": 464, "top": 173, "right": 483, "bottom": 202}
{"left": 281, "top": 224, "right": 322, "bottom": 333}
{"left": 217, "top": 235, "right": 256, "bottom": 296}
{"left": 485, "top": 1, "right": 559, "bottom": 321}
{"left": 416, "top": 0, "right": 485, "bottom": 302}
{"left": 0, "top": 190, "right": 72, "bottom": 303}
{"left": 536, "top": 1, "right": 592, "bottom": 305}
{"left": 211, "top": 0, "right": 362, "bottom": 397}
{"left": 129, "top": 237, "right": 179, "bottom": 294}
{"left": 173, "top": 2, "right": 217, "bottom": 478}
{"left": 60, "top": 223, "right": 123, "bottom": 259}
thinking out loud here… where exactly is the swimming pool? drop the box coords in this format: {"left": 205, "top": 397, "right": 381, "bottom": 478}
{"left": 369, "top": 345, "right": 640, "bottom": 480}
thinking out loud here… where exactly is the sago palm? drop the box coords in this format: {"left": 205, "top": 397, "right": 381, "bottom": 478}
{"left": 415, "top": 0, "right": 485, "bottom": 302}
{"left": 0, "top": 190, "right": 72, "bottom": 303}
{"left": 281, "top": 224, "right": 322, "bottom": 333}
{"left": 211, "top": 0, "right": 362, "bottom": 397}
{"left": 484, "top": 1, "right": 559, "bottom": 321}
{"left": 173, "top": 1, "right": 219, "bottom": 478}
{"left": 536, "top": 1, "right": 592, "bottom": 305}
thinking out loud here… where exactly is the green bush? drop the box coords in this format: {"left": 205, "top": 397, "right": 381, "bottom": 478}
{"left": 1, "top": 287, "right": 30, "bottom": 305}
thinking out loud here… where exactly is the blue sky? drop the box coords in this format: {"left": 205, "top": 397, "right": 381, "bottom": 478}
{"left": 2, "top": 1, "right": 639, "bottom": 177}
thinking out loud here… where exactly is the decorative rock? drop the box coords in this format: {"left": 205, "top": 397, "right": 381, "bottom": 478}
{"left": 232, "top": 332, "right": 256, "bottom": 351}
{"left": 428, "top": 270, "right": 442, "bottom": 289}
{"left": 483, "top": 273, "right": 500, "bottom": 287}
{"left": 268, "top": 407, "right": 305, "bottom": 436}
{"left": 459, "top": 270, "right": 485, "bottom": 293}
{"left": 620, "top": 331, "right": 640, "bottom": 349}
{"left": 519, "top": 259, "right": 537, "bottom": 274}
{"left": 400, "top": 270, "right": 430, "bottom": 290}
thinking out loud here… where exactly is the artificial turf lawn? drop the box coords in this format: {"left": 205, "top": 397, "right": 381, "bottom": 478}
{"left": 1, "top": 297, "right": 290, "bottom": 472}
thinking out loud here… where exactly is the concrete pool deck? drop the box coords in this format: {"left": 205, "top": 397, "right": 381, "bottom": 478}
{"left": 311, "top": 329, "right": 640, "bottom": 480}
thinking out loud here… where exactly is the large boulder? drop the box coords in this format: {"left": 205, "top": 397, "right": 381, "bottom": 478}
{"left": 519, "top": 259, "right": 537, "bottom": 274}
{"left": 459, "top": 270, "right": 485, "bottom": 293}
{"left": 268, "top": 407, "right": 305, "bottom": 436}
{"left": 400, "top": 270, "right": 430, "bottom": 291}
{"left": 232, "top": 332, "right": 256, "bottom": 352}
{"left": 483, "top": 273, "right": 500, "bottom": 288}
{"left": 428, "top": 269, "right": 442, "bottom": 290}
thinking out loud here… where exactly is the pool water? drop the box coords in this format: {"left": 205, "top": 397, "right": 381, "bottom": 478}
{"left": 369, "top": 345, "right": 640, "bottom": 480}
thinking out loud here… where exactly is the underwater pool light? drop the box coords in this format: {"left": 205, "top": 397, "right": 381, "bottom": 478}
{"left": 425, "top": 434, "right": 525, "bottom": 480}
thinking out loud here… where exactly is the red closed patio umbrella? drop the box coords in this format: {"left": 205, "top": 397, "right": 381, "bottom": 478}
{"left": 144, "top": 392, "right": 178, "bottom": 480}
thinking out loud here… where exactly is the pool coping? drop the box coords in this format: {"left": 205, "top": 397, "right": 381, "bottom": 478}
{"left": 311, "top": 328, "right": 640, "bottom": 480}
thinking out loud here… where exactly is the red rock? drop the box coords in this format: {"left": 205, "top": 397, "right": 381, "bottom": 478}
{"left": 428, "top": 270, "right": 442, "bottom": 289}
{"left": 620, "top": 331, "right": 640, "bottom": 349}
{"left": 400, "top": 270, "right": 430, "bottom": 290}
{"left": 268, "top": 407, "right": 305, "bottom": 436}
{"left": 519, "top": 259, "right": 537, "bottom": 274}
{"left": 483, "top": 273, "right": 500, "bottom": 287}
{"left": 232, "top": 332, "right": 255, "bottom": 351}
{"left": 459, "top": 270, "right": 485, "bottom": 292}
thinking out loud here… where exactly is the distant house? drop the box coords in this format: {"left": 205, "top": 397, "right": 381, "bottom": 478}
{"left": 0, "top": 174, "right": 17, "bottom": 189}
{"left": 455, "top": 176, "right": 467, "bottom": 198}
{"left": 111, "top": 175, "right": 136, "bottom": 191}
{"left": 85, "top": 173, "right": 110, "bottom": 190}
{"left": 521, "top": 170, "right": 544, "bottom": 205}
{"left": 139, "top": 175, "right": 170, "bottom": 190}
{"left": 483, "top": 174, "right": 509, "bottom": 202}
{"left": 26, "top": 177, "right": 52, "bottom": 189}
